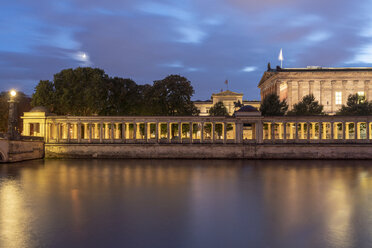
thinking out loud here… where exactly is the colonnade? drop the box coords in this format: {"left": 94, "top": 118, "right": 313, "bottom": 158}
{"left": 263, "top": 121, "right": 372, "bottom": 142}
{"left": 45, "top": 120, "right": 238, "bottom": 144}
{"left": 24, "top": 116, "right": 372, "bottom": 144}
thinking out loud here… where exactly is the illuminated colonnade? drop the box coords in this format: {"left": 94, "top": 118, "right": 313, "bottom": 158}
{"left": 42, "top": 117, "right": 243, "bottom": 144}
{"left": 22, "top": 115, "right": 372, "bottom": 144}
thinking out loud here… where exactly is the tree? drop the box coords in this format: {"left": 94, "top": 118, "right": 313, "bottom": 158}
{"left": 103, "top": 77, "right": 146, "bottom": 116}
{"left": 259, "top": 93, "right": 288, "bottom": 116}
{"left": 0, "top": 91, "right": 31, "bottom": 133}
{"left": 209, "top": 102, "right": 229, "bottom": 116}
{"left": 32, "top": 67, "right": 113, "bottom": 115}
{"left": 146, "top": 75, "right": 199, "bottom": 116}
{"left": 287, "top": 94, "right": 324, "bottom": 115}
{"left": 336, "top": 94, "right": 372, "bottom": 115}
{"left": 31, "top": 80, "right": 55, "bottom": 112}
{"left": 52, "top": 67, "right": 109, "bottom": 115}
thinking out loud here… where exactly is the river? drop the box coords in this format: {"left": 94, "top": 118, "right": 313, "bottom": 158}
{"left": 1, "top": 159, "right": 372, "bottom": 248}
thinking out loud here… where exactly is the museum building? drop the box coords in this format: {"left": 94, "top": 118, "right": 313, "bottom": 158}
{"left": 194, "top": 90, "right": 260, "bottom": 116}
{"left": 258, "top": 66, "right": 372, "bottom": 114}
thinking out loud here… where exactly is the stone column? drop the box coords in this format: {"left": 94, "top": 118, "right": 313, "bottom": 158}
{"left": 122, "top": 123, "right": 126, "bottom": 142}
{"left": 144, "top": 122, "right": 148, "bottom": 142}
{"left": 201, "top": 122, "right": 204, "bottom": 143}
{"left": 57, "top": 123, "right": 61, "bottom": 142}
{"left": 223, "top": 122, "right": 227, "bottom": 144}
{"left": 99, "top": 122, "right": 103, "bottom": 143}
{"left": 190, "top": 122, "right": 193, "bottom": 141}
{"left": 167, "top": 122, "right": 170, "bottom": 143}
{"left": 111, "top": 123, "right": 114, "bottom": 142}
{"left": 212, "top": 122, "right": 216, "bottom": 142}
{"left": 289, "top": 123, "right": 293, "bottom": 139}
{"left": 357, "top": 123, "right": 361, "bottom": 139}
{"left": 271, "top": 122, "right": 275, "bottom": 142}
{"left": 178, "top": 122, "right": 182, "bottom": 142}
{"left": 319, "top": 122, "right": 322, "bottom": 141}
{"left": 267, "top": 123, "right": 271, "bottom": 140}
{"left": 295, "top": 122, "right": 298, "bottom": 141}
{"left": 283, "top": 122, "right": 287, "bottom": 142}
{"left": 256, "top": 121, "right": 263, "bottom": 144}
{"left": 330, "top": 122, "right": 334, "bottom": 140}
{"left": 367, "top": 121, "right": 370, "bottom": 141}
{"left": 77, "top": 122, "right": 81, "bottom": 143}
{"left": 342, "top": 122, "right": 345, "bottom": 141}
{"left": 300, "top": 123, "right": 304, "bottom": 139}
{"left": 67, "top": 123, "right": 71, "bottom": 142}
{"left": 278, "top": 123, "right": 283, "bottom": 139}
{"left": 88, "top": 123, "right": 92, "bottom": 143}
{"left": 345, "top": 122, "right": 349, "bottom": 140}
{"left": 354, "top": 122, "right": 358, "bottom": 140}
{"left": 306, "top": 122, "right": 310, "bottom": 140}
{"left": 236, "top": 122, "right": 243, "bottom": 144}
{"left": 155, "top": 122, "right": 159, "bottom": 143}
{"left": 133, "top": 122, "right": 137, "bottom": 141}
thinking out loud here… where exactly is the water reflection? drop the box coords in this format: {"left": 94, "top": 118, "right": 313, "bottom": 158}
{"left": 0, "top": 160, "right": 372, "bottom": 248}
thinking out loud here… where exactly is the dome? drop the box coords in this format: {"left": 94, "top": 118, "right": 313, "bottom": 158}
{"left": 236, "top": 105, "right": 259, "bottom": 113}
{"left": 30, "top": 106, "right": 49, "bottom": 113}
{"left": 234, "top": 105, "right": 261, "bottom": 116}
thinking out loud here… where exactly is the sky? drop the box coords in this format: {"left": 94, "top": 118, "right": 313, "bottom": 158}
{"left": 1, "top": 0, "right": 372, "bottom": 100}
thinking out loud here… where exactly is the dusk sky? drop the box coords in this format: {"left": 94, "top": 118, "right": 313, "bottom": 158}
{"left": 1, "top": 0, "right": 372, "bottom": 100}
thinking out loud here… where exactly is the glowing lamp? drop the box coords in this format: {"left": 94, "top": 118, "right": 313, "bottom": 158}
{"left": 10, "top": 90, "right": 17, "bottom": 97}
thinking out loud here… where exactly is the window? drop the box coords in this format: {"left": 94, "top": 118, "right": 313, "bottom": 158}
{"left": 358, "top": 91, "right": 365, "bottom": 102}
{"left": 335, "top": 92, "right": 342, "bottom": 105}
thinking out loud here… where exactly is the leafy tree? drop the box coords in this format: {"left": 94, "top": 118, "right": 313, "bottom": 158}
{"left": 336, "top": 94, "right": 372, "bottom": 115}
{"left": 52, "top": 67, "right": 109, "bottom": 115}
{"left": 146, "top": 75, "right": 199, "bottom": 116}
{"left": 31, "top": 80, "right": 55, "bottom": 112}
{"left": 209, "top": 102, "right": 229, "bottom": 116}
{"left": 103, "top": 77, "right": 147, "bottom": 116}
{"left": 31, "top": 69, "right": 199, "bottom": 116}
{"left": 0, "top": 91, "right": 31, "bottom": 133}
{"left": 259, "top": 93, "right": 288, "bottom": 116}
{"left": 287, "top": 94, "right": 324, "bottom": 115}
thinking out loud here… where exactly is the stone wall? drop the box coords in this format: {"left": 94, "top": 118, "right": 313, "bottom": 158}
{"left": 45, "top": 143, "right": 372, "bottom": 159}
{"left": 0, "top": 139, "right": 44, "bottom": 162}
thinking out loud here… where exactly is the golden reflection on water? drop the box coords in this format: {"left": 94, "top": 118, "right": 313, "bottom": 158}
{"left": 0, "top": 181, "right": 30, "bottom": 248}
{"left": 0, "top": 160, "right": 372, "bottom": 247}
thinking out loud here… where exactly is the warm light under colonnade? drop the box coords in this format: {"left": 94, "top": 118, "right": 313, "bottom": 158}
{"left": 23, "top": 116, "right": 372, "bottom": 144}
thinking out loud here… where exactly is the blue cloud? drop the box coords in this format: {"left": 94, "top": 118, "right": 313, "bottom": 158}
{"left": 0, "top": 0, "right": 371, "bottom": 101}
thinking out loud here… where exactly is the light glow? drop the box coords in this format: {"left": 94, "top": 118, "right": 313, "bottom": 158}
{"left": 10, "top": 90, "right": 16, "bottom": 97}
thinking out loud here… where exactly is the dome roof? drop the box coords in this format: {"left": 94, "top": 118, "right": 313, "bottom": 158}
{"left": 236, "top": 105, "right": 259, "bottom": 112}
{"left": 30, "top": 106, "right": 49, "bottom": 113}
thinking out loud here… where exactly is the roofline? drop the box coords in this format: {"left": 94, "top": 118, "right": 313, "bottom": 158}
{"left": 270, "top": 67, "right": 372, "bottom": 72}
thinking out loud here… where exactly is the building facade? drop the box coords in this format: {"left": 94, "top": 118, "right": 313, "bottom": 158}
{"left": 194, "top": 90, "right": 260, "bottom": 116}
{"left": 258, "top": 66, "right": 372, "bottom": 114}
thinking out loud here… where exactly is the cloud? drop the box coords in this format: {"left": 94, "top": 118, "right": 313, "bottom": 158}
{"left": 0, "top": 0, "right": 371, "bottom": 102}
{"left": 242, "top": 66, "right": 257, "bottom": 72}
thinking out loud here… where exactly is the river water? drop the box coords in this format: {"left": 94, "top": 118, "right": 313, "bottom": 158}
{"left": 1, "top": 159, "right": 372, "bottom": 248}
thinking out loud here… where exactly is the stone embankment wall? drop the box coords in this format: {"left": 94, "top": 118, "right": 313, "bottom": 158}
{"left": 0, "top": 139, "right": 44, "bottom": 162}
{"left": 45, "top": 143, "right": 372, "bottom": 159}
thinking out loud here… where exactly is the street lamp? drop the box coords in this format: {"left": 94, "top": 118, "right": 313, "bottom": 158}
{"left": 10, "top": 90, "right": 17, "bottom": 98}
{"left": 8, "top": 89, "right": 20, "bottom": 140}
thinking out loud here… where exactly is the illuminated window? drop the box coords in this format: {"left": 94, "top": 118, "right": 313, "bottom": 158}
{"left": 358, "top": 91, "right": 365, "bottom": 102}
{"left": 335, "top": 92, "right": 342, "bottom": 105}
